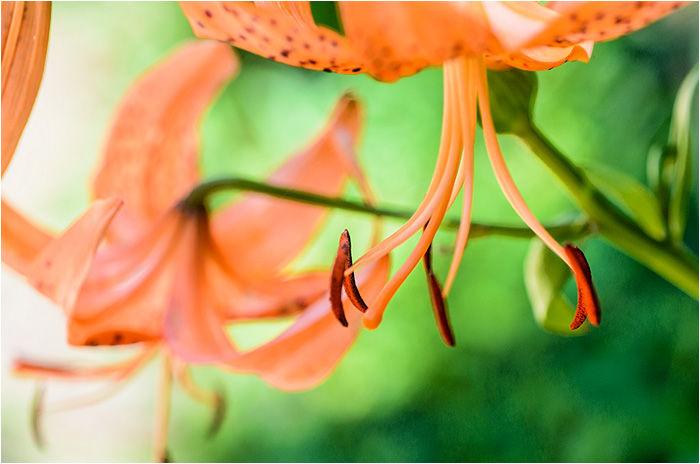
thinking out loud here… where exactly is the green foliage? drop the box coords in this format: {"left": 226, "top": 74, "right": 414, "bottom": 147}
{"left": 667, "top": 66, "right": 698, "bottom": 244}
{"left": 583, "top": 163, "right": 667, "bottom": 240}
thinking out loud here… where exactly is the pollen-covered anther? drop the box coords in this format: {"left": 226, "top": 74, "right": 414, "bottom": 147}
{"left": 330, "top": 229, "right": 369, "bottom": 327}
{"left": 330, "top": 230, "right": 350, "bottom": 327}
{"left": 565, "top": 243, "right": 601, "bottom": 330}
{"left": 422, "top": 239, "right": 456, "bottom": 347}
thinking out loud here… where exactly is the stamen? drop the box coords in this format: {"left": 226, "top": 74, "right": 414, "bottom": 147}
{"left": 346, "top": 53, "right": 465, "bottom": 275}
{"left": 565, "top": 244, "right": 601, "bottom": 329}
{"left": 422, "top": 230, "right": 456, "bottom": 347}
{"left": 340, "top": 230, "right": 369, "bottom": 312}
{"left": 362, "top": 62, "right": 464, "bottom": 329}
{"left": 331, "top": 230, "right": 369, "bottom": 326}
{"left": 444, "top": 57, "right": 478, "bottom": 296}
{"left": 330, "top": 231, "right": 350, "bottom": 326}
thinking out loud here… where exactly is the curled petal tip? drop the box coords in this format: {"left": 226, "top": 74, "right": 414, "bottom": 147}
{"left": 565, "top": 243, "right": 601, "bottom": 330}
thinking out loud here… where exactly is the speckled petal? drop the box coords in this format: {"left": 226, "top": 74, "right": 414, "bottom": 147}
{"left": 527, "top": 1, "right": 687, "bottom": 47}
{"left": 180, "top": 1, "right": 365, "bottom": 75}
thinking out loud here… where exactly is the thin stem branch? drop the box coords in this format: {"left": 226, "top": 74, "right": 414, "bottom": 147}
{"left": 519, "top": 124, "right": 698, "bottom": 298}
{"left": 182, "top": 177, "right": 590, "bottom": 240}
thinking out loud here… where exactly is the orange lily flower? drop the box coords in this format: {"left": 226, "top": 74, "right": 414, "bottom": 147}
{"left": 181, "top": 1, "right": 686, "bottom": 335}
{"left": 5, "top": 39, "right": 388, "bottom": 459}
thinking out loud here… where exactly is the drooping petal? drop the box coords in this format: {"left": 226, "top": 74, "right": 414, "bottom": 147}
{"left": 66, "top": 211, "right": 184, "bottom": 347}
{"left": 338, "top": 1, "right": 490, "bottom": 82}
{"left": 26, "top": 198, "right": 123, "bottom": 313}
{"left": 163, "top": 214, "right": 238, "bottom": 364}
{"left": 480, "top": 1, "right": 558, "bottom": 52}
{"left": 527, "top": 1, "right": 687, "bottom": 47}
{"left": 211, "top": 94, "right": 365, "bottom": 281}
{"left": 485, "top": 41, "right": 593, "bottom": 71}
{"left": 1, "top": 200, "right": 52, "bottom": 275}
{"left": 92, "top": 40, "right": 237, "bottom": 243}
{"left": 1, "top": 1, "right": 51, "bottom": 175}
{"left": 180, "top": 1, "right": 365, "bottom": 75}
{"left": 225, "top": 255, "right": 389, "bottom": 391}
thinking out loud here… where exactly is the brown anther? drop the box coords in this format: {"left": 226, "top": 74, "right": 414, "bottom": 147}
{"left": 422, "top": 236, "right": 455, "bottom": 347}
{"left": 565, "top": 244, "right": 601, "bottom": 330}
{"left": 341, "top": 230, "right": 368, "bottom": 313}
{"left": 330, "top": 231, "right": 350, "bottom": 327}
{"left": 330, "top": 230, "right": 369, "bottom": 327}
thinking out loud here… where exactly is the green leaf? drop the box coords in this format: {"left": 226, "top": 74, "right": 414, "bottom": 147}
{"left": 667, "top": 65, "right": 698, "bottom": 244}
{"left": 583, "top": 163, "right": 667, "bottom": 241}
{"left": 524, "top": 239, "right": 588, "bottom": 336}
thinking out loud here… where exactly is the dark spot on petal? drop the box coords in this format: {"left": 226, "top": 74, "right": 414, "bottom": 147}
{"left": 245, "top": 27, "right": 255, "bottom": 34}
{"left": 319, "top": 34, "right": 326, "bottom": 41}
{"left": 352, "top": 67, "right": 361, "bottom": 72}
{"left": 197, "top": 21, "right": 204, "bottom": 28}
{"left": 268, "top": 55, "right": 276, "bottom": 61}
{"left": 303, "top": 42, "right": 310, "bottom": 49}
{"left": 270, "top": 18, "right": 277, "bottom": 26}
{"left": 280, "top": 49, "right": 290, "bottom": 57}
{"left": 285, "top": 35, "right": 293, "bottom": 42}
{"left": 308, "top": 59, "right": 317, "bottom": 65}
{"left": 322, "top": 67, "right": 332, "bottom": 72}
{"left": 204, "top": 9, "right": 212, "bottom": 18}
{"left": 331, "top": 40, "right": 338, "bottom": 47}
{"left": 239, "top": 34, "right": 247, "bottom": 40}
{"left": 263, "top": 36, "right": 270, "bottom": 43}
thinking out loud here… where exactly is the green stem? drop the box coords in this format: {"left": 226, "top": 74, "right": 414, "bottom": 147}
{"left": 519, "top": 125, "right": 698, "bottom": 298}
{"left": 183, "top": 177, "right": 589, "bottom": 240}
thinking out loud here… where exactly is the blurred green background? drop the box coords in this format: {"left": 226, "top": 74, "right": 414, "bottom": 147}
{"left": 1, "top": 2, "right": 698, "bottom": 462}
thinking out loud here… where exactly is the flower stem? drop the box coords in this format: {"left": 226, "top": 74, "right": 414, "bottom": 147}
{"left": 182, "top": 177, "right": 589, "bottom": 240}
{"left": 519, "top": 124, "right": 698, "bottom": 298}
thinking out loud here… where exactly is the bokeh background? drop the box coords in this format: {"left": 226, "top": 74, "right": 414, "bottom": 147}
{"left": 1, "top": 2, "right": 698, "bottom": 462}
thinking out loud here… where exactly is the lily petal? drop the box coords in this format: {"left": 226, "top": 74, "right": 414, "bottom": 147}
{"left": 485, "top": 40, "right": 593, "bottom": 71}
{"left": 26, "top": 198, "right": 123, "bottom": 314}
{"left": 92, "top": 40, "right": 237, "bottom": 243}
{"left": 211, "top": 94, "right": 365, "bottom": 282}
{"left": 163, "top": 215, "right": 238, "bottom": 364}
{"left": 66, "top": 211, "right": 184, "bottom": 347}
{"left": 180, "top": 1, "right": 365, "bottom": 75}
{"left": 225, "top": 255, "right": 390, "bottom": 391}
{"left": 1, "top": 1, "right": 51, "bottom": 175}
{"left": 339, "top": 1, "right": 489, "bottom": 82}
{"left": 1, "top": 200, "right": 52, "bottom": 275}
{"left": 527, "top": 1, "right": 687, "bottom": 47}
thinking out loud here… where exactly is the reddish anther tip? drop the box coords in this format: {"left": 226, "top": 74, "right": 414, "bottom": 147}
{"left": 565, "top": 243, "right": 601, "bottom": 330}
{"left": 422, "top": 241, "right": 456, "bottom": 347}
